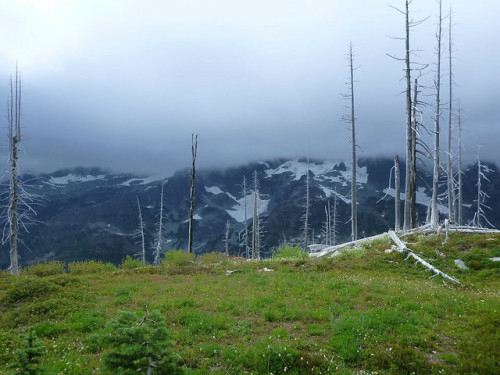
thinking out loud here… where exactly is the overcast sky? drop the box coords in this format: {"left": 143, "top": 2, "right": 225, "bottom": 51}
{"left": 0, "top": 0, "right": 498, "bottom": 176}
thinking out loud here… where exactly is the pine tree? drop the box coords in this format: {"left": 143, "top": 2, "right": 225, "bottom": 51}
{"left": 9, "top": 330, "right": 45, "bottom": 375}
{"left": 99, "top": 309, "right": 183, "bottom": 375}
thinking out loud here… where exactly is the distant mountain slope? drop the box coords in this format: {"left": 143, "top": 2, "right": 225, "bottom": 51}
{"left": 0, "top": 158, "right": 498, "bottom": 267}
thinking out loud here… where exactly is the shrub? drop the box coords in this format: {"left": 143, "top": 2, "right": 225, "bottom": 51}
{"left": 68, "top": 310, "right": 106, "bottom": 333}
{"left": 463, "top": 248, "right": 498, "bottom": 270}
{"left": 33, "top": 322, "right": 64, "bottom": 338}
{"left": 177, "top": 312, "right": 226, "bottom": 334}
{"left": 162, "top": 250, "right": 195, "bottom": 267}
{"left": 121, "top": 255, "right": 144, "bottom": 270}
{"left": 2, "top": 279, "right": 60, "bottom": 305}
{"left": 22, "top": 261, "right": 65, "bottom": 277}
{"left": 68, "top": 260, "right": 116, "bottom": 274}
{"left": 272, "top": 245, "right": 309, "bottom": 260}
{"left": 95, "top": 309, "right": 183, "bottom": 374}
{"left": 197, "top": 251, "right": 226, "bottom": 264}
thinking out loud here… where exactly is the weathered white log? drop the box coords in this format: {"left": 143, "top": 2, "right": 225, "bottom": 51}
{"left": 401, "top": 224, "right": 499, "bottom": 237}
{"left": 388, "top": 230, "right": 460, "bottom": 284}
{"left": 309, "top": 233, "right": 389, "bottom": 258}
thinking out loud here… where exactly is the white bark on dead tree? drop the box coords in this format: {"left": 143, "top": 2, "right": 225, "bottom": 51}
{"left": 431, "top": 0, "right": 443, "bottom": 227}
{"left": 251, "top": 171, "right": 261, "bottom": 260}
{"left": 153, "top": 183, "right": 165, "bottom": 266}
{"left": 7, "top": 69, "right": 22, "bottom": 276}
{"left": 303, "top": 152, "right": 310, "bottom": 250}
{"left": 136, "top": 196, "right": 146, "bottom": 264}
{"left": 243, "top": 176, "right": 249, "bottom": 258}
{"left": 395, "top": 155, "right": 401, "bottom": 231}
{"left": 349, "top": 43, "right": 358, "bottom": 241}
{"left": 403, "top": 0, "right": 415, "bottom": 231}
{"left": 447, "top": 10, "right": 456, "bottom": 223}
{"left": 188, "top": 133, "right": 198, "bottom": 254}
{"left": 224, "top": 220, "right": 230, "bottom": 256}
{"left": 457, "top": 105, "right": 463, "bottom": 225}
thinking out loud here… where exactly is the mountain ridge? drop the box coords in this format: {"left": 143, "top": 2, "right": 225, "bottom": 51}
{"left": 1, "top": 157, "right": 498, "bottom": 268}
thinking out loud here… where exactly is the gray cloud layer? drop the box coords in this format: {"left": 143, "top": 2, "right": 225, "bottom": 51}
{"left": 0, "top": 0, "right": 499, "bottom": 176}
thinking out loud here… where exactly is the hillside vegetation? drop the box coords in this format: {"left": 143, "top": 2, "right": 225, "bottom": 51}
{"left": 0, "top": 232, "right": 499, "bottom": 374}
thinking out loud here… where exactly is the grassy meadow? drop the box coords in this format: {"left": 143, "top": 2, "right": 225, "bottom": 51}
{"left": 0, "top": 232, "right": 499, "bottom": 374}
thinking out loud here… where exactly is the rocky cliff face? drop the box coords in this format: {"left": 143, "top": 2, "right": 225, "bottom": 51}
{"left": 1, "top": 158, "right": 498, "bottom": 267}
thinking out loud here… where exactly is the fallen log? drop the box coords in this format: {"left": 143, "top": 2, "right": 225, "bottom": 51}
{"left": 309, "top": 233, "right": 389, "bottom": 258}
{"left": 388, "top": 230, "right": 460, "bottom": 284}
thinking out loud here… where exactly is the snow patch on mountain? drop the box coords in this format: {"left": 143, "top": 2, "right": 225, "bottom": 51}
{"left": 49, "top": 174, "right": 106, "bottom": 185}
{"left": 265, "top": 159, "right": 368, "bottom": 185}
{"left": 183, "top": 214, "right": 202, "bottom": 223}
{"left": 226, "top": 193, "right": 269, "bottom": 223}
{"left": 382, "top": 186, "right": 448, "bottom": 213}
{"left": 120, "top": 176, "right": 166, "bottom": 186}
{"left": 319, "top": 186, "right": 351, "bottom": 204}
{"left": 205, "top": 186, "right": 224, "bottom": 195}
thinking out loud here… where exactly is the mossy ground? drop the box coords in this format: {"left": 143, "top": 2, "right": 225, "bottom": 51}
{"left": 0, "top": 232, "right": 499, "bottom": 374}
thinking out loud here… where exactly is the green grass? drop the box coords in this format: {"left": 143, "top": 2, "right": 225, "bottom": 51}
{"left": 0, "top": 232, "right": 499, "bottom": 374}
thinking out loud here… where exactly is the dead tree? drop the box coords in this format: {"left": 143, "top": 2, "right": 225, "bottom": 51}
{"left": 242, "top": 176, "right": 249, "bottom": 258}
{"left": 302, "top": 153, "right": 310, "bottom": 250}
{"left": 323, "top": 203, "right": 330, "bottom": 246}
{"left": 395, "top": 155, "right": 401, "bottom": 231}
{"left": 430, "top": 0, "right": 444, "bottom": 227}
{"left": 187, "top": 133, "right": 198, "bottom": 254}
{"left": 224, "top": 220, "right": 230, "bottom": 256}
{"left": 474, "top": 147, "right": 493, "bottom": 228}
{"left": 332, "top": 192, "right": 338, "bottom": 245}
{"left": 251, "top": 171, "right": 261, "bottom": 260}
{"left": 6, "top": 69, "right": 22, "bottom": 275}
{"left": 410, "top": 77, "right": 419, "bottom": 227}
{"left": 446, "top": 10, "right": 456, "bottom": 222}
{"left": 403, "top": 0, "right": 414, "bottom": 231}
{"left": 389, "top": 0, "right": 427, "bottom": 231}
{"left": 342, "top": 42, "right": 358, "bottom": 240}
{"left": 136, "top": 196, "right": 146, "bottom": 264}
{"left": 457, "top": 104, "right": 463, "bottom": 225}
{"left": 153, "top": 183, "right": 166, "bottom": 265}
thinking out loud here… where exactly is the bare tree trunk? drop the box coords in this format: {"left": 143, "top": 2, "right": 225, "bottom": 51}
{"left": 323, "top": 204, "right": 330, "bottom": 246}
{"left": 410, "top": 78, "right": 418, "bottom": 227}
{"left": 395, "top": 155, "right": 401, "bottom": 231}
{"left": 252, "top": 190, "right": 257, "bottom": 260}
{"left": 457, "top": 105, "right": 463, "bottom": 225}
{"left": 476, "top": 148, "right": 481, "bottom": 227}
{"left": 251, "top": 171, "right": 260, "bottom": 260}
{"left": 303, "top": 153, "right": 310, "bottom": 249}
{"left": 153, "top": 183, "right": 165, "bottom": 266}
{"left": 243, "top": 176, "right": 249, "bottom": 258}
{"left": 188, "top": 134, "right": 198, "bottom": 253}
{"left": 224, "top": 220, "right": 230, "bottom": 256}
{"left": 136, "top": 196, "right": 146, "bottom": 264}
{"left": 431, "top": 0, "right": 443, "bottom": 227}
{"left": 332, "top": 192, "right": 338, "bottom": 245}
{"left": 447, "top": 11, "right": 455, "bottom": 222}
{"left": 403, "top": 0, "right": 414, "bottom": 231}
{"left": 349, "top": 42, "right": 358, "bottom": 241}
{"left": 8, "top": 70, "right": 21, "bottom": 276}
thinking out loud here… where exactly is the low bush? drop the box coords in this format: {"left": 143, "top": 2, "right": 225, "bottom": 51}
{"left": 463, "top": 248, "right": 498, "bottom": 270}
{"left": 121, "top": 255, "right": 144, "bottom": 269}
{"left": 272, "top": 245, "right": 309, "bottom": 260}
{"left": 22, "top": 261, "right": 66, "bottom": 277}
{"left": 197, "top": 251, "right": 226, "bottom": 264}
{"left": 68, "top": 260, "right": 116, "bottom": 274}
{"left": 162, "top": 250, "right": 195, "bottom": 267}
{"left": 1, "top": 278, "right": 60, "bottom": 305}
